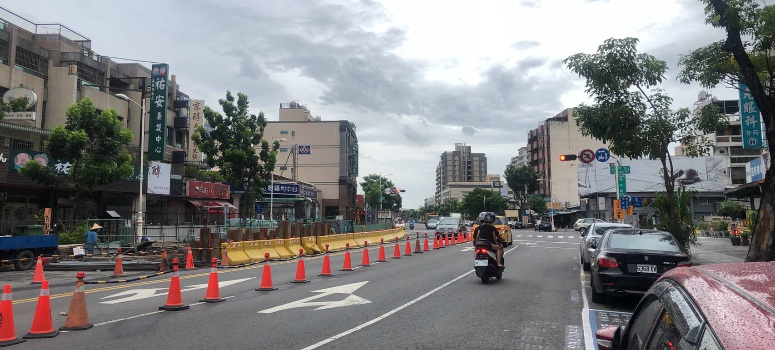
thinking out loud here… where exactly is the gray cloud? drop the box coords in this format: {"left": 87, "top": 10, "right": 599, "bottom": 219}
{"left": 512, "top": 40, "right": 540, "bottom": 50}
{"left": 462, "top": 126, "right": 476, "bottom": 136}
{"left": 521, "top": 1, "right": 539, "bottom": 7}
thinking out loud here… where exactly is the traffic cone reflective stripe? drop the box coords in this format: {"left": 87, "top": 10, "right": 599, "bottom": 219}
{"left": 200, "top": 258, "right": 223, "bottom": 302}
{"left": 112, "top": 248, "right": 125, "bottom": 278}
{"left": 453, "top": 234, "right": 458, "bottom": 245}
{"left": 159, "top": 259, "right": 189, "bottom": 311}
{"left": 404, "top": 241, "right": 413, "bottom": 256}
{"left": 392, "top": 243, "right": 402, "bottom": 259}
{"left": 185, "top": 247, "right": 195, "bottom": 270}
{"left": 340, "top": 251, "right": 354, "bottom": 271}
{"left": 31, "top": 256, "right": 45, "bottom": 284}
{"left": 25, "top": 280, "right": 59, "bottom": 339}
{"left": 60, "top": 272, "right": 93, "bottom": 331}
{"left": 0, "top": 285, "right": 25, "bottom": 346}
{"left": 292, "top": 249, "right": 310, "bottom": 283}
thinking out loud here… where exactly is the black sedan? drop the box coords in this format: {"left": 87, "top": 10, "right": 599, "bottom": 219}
{"left": 536, "top": 221, "right": 552, "bottom": 232}
{"left": 589, "top": 229, "right": 690, "bottom": 303}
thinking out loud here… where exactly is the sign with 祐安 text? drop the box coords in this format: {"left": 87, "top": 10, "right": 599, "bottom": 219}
{"left": 739, "top": 83, "right": 763, "bottom": 149}
{"left": 148, "top": 64, "right": 169, "bottom": 160}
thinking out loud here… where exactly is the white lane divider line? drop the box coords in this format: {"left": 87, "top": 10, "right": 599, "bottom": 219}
{"left": 547, "top": 235, "right": 554, "bottom": 238}
{"left": 300, "top": 246, "right": 518, "bottom": 350}
{"left": 94, "top": 295, "right": 236, "bottom": 327}
{"left": 580, "top": 270, "right": 594, "bottom": 350}
{"left": 537, "top": 235, "right": 544, "bottom": 238}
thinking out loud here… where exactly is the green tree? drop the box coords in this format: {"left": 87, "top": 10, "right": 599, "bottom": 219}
{"left": 717, "top": 200, "right": 746, "bottom": 221}
{"left": 650, "top": 188, "right": 696, "bottom": 253}
{"left": 461, "top": 188, "right": 507, "bottom": 217}
{"left": 359, "top": 174, "right": 401, "bottom": 211}
{"left": 192, "top": 91, "right": 278, "bottom": 219}
{"left": 564, "top": 38, "right": 725, "bottom": 253}
{"left": 504, "top": 165, "right": 540, "bottom": 214}
{"left": 0, "top": 97, "right": 30, "bottom": 120}
{"left": 437, "top": 198, "right": 462, "bottom": 216}
{"left": 678, "top": 0, "right": 775, "bottom": 261}
{"left": 529, "top": 195, "right": 548, "bottom": 217}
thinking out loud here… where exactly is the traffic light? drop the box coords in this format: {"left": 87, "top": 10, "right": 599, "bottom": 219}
{"left": 559, "top": 154, "right": 577, "bottom": 161}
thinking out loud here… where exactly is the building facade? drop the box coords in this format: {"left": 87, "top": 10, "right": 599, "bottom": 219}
{"left": 434, "top": 143, "right": 487, "bottom": 202}
{"left": 527, "top": 108, "right": 607, "bottom": 210}
{"left": 438, "top": 174, "right": 502, "bottom": 203}
{"left": 510, "top": 146, "right": 529, "bottom": 167}
{"left": 261, "top": 101, "right": 358, "bottom": 220}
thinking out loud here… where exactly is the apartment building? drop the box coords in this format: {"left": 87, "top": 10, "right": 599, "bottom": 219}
{"left": 437, "top": 173, "right": 503, "bottom": 203}
{"left": 261, "top": 101, "right": 358, "bottom": 220}
{"left": 434, "top": 143, "right": 487, "bottom": 202}
{"left": 527, "top": 108, "right": 607, "bottom": 210}
{"left": 509, "top": 146, "right": 529, "bottom": 167}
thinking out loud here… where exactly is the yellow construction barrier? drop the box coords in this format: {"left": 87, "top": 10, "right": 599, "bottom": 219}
{"left": 285, "top": 237, "right": 305, "bottom": 257}
{"left": 243, "top": 241, "right": 267, "bottom": 263}
{"left": 274, "top": 238, "right": 296, "bottom": 259}
{"left": 301, "top": 236, "right": 322, "bottom": 255}
{"left": 315, "top": 234, "right": 338, "bottom": 252}
{"left": 222, "top": 242, "right": 251, "bottom": 266}
{"left": 260, "top": 239, "right": 283, "bottom": 260}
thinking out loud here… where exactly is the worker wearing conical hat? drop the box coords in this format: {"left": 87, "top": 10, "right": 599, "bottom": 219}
{"left": 84, "top": 223, "right": 102, "bottom": 256}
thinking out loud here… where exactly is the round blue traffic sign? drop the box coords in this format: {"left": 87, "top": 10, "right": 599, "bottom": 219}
{"left": 595, "top": 148, "right": 610, "bottom": 163}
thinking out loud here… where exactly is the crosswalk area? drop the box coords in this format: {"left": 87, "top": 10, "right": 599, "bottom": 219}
{"left": 514, "top": 234, "right": 576, "bottom": 240}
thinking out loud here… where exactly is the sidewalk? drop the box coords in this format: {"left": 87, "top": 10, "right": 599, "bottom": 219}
{"left": 691, "top": 237, "right": 749, "bottom": 265}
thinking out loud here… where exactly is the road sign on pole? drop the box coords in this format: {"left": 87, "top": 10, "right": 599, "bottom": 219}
{"left": 609, "top": 166, "right": 631, "bottom": 175}
{"left": 579, "top": 149, "right": 595, "bottom": 164}
{"left": 617, "top": 174, "right": 627, "bottom": 196}
{"left": 595, "top": 148, "right": 610, "bottom": 162}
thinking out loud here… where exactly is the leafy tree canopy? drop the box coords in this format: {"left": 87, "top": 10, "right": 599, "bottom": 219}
{"left": 359, "top": 174, "right": 401, "bottom": 211}
{"left": 529, "top": 195, "right": 548, "bottom": 217}
{"left": 0, "top": 97, "right": 30, "bottom": 121}
{"left": 461, "top": 188, "right": 507, "bottom": 218}
{"left": 504, "top": 165, "right": 540, "bottom": 211}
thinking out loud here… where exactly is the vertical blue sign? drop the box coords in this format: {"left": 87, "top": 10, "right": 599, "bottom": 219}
{"left": 739, "top": 83, "right": 763, "bottom": 149}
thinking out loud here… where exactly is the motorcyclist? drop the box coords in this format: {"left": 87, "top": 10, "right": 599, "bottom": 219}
{"left": 409, "top": 219, "right": 415, "bottom": 230}
{"left": 473, "top": 212, "right": 503, "bottom": 267}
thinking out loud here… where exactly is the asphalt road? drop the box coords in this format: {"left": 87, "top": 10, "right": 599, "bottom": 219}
{"left": 5, "top": 228, "right": 640, "bottom": 350}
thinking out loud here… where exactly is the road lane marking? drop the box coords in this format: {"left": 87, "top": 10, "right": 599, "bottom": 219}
{"left": 523, "top": 246, "right": 575, "bottom": 250}
{"left": 100, "top": 278, "right": 254, "bottom": 304}
{"left": 259, "top": 282, "right": 371, "bottom": 314}
{"left": 299, "top": 246, "right": 518, "bottom": 350}
{"left": 566, "top": 325, "right": 583, "bottom": 350}
{"left": 94, "top": 295, "right": 236, "bottom": 327}
{"left": 580, "top": 269, "right": 594, "bottom": 350}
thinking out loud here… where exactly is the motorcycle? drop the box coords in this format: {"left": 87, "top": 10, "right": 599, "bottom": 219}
{"left": 409, "top": 222, "right": 415, "bottom": 230}
{"left": 474, "top": 240, "right": 505, "bottom": 284}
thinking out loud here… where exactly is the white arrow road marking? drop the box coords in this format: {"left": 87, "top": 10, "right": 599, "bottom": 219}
{"left": 523, "top": 242, "right": 537, "bottom": 246}
{"left": 460, "top": 247, "right": 474, "bottom": 252}
{"left": 259, "top": 281, "right": 371, "bottom": 314}
{"left": 100, "top": 278, "right": 254, "bottom": 304}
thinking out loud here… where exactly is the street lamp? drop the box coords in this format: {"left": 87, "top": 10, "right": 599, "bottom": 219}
{"left": 378, "top": 173, "right": 393, "bottom": 223}
{"left": 270, "top": 137, "right": 287, "bottom": 221}
{"left": 537, "top": 178, "right": 555, "bottom": 231}
{"left": 481, "top": 194, "right": 487, "bottom": 212}
{"left": 115, "top": 93, "right": 146, "bottom": 247}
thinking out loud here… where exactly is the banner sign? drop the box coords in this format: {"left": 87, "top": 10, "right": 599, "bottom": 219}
{"left": 188, "top": 180, "right": 230, "bottom": 199}
{"left": 263, "top": 183, "right": 317, "bottom": 199}
{"left": 739, "top": 83, "right": 764, "bottom": 149}
{"left": 148, "top": 63, "right": 169, "bottom": 160}
{"left": 189, "top": 99, "right": 204, "bottom": 161}
{"left": 4, "top": 111, "right": 36, "bottom": 121}
{"left": 147, "top": 161, "right": 171, "bottom": 195}
{"left": 8, "top": 149, "right": 69, "bottom": 174}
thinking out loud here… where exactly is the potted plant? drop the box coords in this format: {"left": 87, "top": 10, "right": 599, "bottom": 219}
{"left": 740, "top": 230, "right": 751, "bottom": 246}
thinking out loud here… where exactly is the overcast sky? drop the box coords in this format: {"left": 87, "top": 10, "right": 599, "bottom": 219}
{"left": 5, "top": 0, "right": 744, "bottom": 208}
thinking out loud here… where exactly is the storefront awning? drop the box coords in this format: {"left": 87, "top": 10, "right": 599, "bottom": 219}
{"left": 724, "top": 180, "right": 765, "bottom": 199}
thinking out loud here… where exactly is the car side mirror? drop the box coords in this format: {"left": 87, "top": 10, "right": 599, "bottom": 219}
{"left": 595, "top": 326, "right": 623, "bottom": 350}
{"left": 590, "top": 242, "right": 597, "bottom": 249}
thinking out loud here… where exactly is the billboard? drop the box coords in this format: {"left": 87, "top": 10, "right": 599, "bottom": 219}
{"left": 577, "top": 156, "right": 727, "bottom": 197}
{"left": 148, "top": 63, "right": 169, "bottom": 161}
{"left": 188, "top": 180, "right": 230, "bottom": 199}
{"left": 147, "top": 161, "right": 171, "bottom": 195}
{"left": 188, "top": 99, "right": 204, "bottom": 161}
{"left": 746, "top": 152, "right": 771, "bottom": 183}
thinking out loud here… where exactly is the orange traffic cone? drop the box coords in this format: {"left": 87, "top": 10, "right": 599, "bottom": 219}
{"left": 423, "top": 234, "right": 430, "bottom": 251}
{"left": 0, "top": 285, "right": 25, "bottom": 346}
{"left": 341, "top": 249, "right": 354, "bottom": 271}
{"left": 452, "top": 234, "right": 458, "bottom": 245}
{"left": 414, "top": 238, "right": 423, "bottom": 254}
{"left": 257, "top": 253, "right": 277, "bottom": 291}
{"left": 160, "top": 250, "right": 169, "bottom": 272}
{"left": 24, "top": 280, "right": 59, "bottom": 339}
{"left": 377, "top": 239, "right": 388, "bottom": 262}
{"left": 185, "top": 247, "right": 195, "bottom": 270}
{"left": 159, "top": 259, "right": 189, "bottom": 311}
{"left": 446, "top": 234, "right": 451, "bottom": 246}
{"left": 59, "top": 272, "right": 93, "bottom": 331}
{"left": 361, "top": 242, "right": 371, "bottom": 267}
{"left": 319, "top": 245, "right": 335, "bottom": 277}
{"left": 392, "top": 242, "right": 402, "bottom": 259}
{"left": 111, "top": 247, "right": 125, "bottom": 278}
{"left": 200, "top": 258, "right": 223, "bottom": 303}
{"left": 404, "top": 241, "right": 413, "bottom": 256}
{"left": 31, "top": 256, "right": 45, "bottom": 284}
{"left": 292, "top": 249, "right": 310, "bottom": 283}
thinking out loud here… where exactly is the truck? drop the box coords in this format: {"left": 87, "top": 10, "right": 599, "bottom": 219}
{"left": 424, "top": 212, "right": 439, "bottom": 224}
{"left": 1, "top": 234, "right": 59, "bottom": 270}
{"left": 449, "top": 213, "right": 462, "bottom": 218}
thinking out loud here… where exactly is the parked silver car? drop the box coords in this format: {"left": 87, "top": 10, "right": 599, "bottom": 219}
{"left": 579, "top": 222, "right": 632, "bottom": 271}
{"left": 573, "top": 218, "right": 605, "bottom": 234}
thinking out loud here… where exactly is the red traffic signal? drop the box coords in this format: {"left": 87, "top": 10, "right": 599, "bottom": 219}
{"left": 559, "top": 154, "right": 578, "bottom": 161}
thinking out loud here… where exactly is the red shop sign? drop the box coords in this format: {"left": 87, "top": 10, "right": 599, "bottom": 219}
{"left": 188, "top": 181, "right": 230, "bottom": 199}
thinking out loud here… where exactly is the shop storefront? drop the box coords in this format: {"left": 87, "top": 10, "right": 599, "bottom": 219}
{"left": 259, "top": 182, "right": 319, "bottom": 221}
{"left": 185, "top": 180, "right": 237, "bottom": 225}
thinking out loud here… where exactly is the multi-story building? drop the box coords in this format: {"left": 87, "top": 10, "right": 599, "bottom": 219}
{"left": 688, "top": 94, "right": 764, "bottom": 186}
{"left": 438, "top": 174, "right": 503, "bottom": 203}
{"left": 527, "top": 108, "right": 607, "bottom": 210}
{"left": 0, "top": 9, "right": 214, "bottom": 231}
{"left": 261, "top": 101, "right": 358, "bottom": 220}
{"left": 434, "top": 143, "right": 486, "bottom": 202}
{"left": 510, "top": 146, "right": 529, "bottom": 167}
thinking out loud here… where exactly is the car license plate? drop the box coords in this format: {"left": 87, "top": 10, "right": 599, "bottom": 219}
{"left": 636, "top": 264, "right": 657, "bottom": 273}
{"left": 475, "top": 260, "right": 488, "bottom": 267}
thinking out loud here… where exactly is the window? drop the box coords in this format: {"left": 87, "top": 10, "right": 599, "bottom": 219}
{"left": 280, "top": 130, "right": 289, "bottom": 134}
{"left": 11, "top": 139, "right": 34, "bottom": 150}
{"left": 279, "top": 147, "right": 288, "bottom": 152}
{"left": 645, "top": 311, "right": 683, "bottom": 350}
{"left": 291, "top": 131, "right": 295, "bottom": 136}
{"left": 697, "top": 327, "right": 722, "bottom": 350}
{"left": 609, "top": 234, "right": 681, "bottom": 252}
{"left": 626, "top": 297, "right": 664, "bottom": 350}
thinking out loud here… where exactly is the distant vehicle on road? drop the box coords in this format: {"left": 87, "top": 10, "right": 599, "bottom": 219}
{"left": 472, "top": 213, "right": 513, "bottom": 246}
{"left": 536, "top": 220, "right": 552, "bottom": 232}
{"left": 1, "top": 234, "right": 58, "bottom": 270}
{"left": 595, "top": 261, "right": 775, "bottom": 350}
{"left": 579, "top": 222, "right": 633, "bottom": 271}
{"left": 426, "top": 218, "right": 440, "bottom": 230}
{"left": 435, "top": 217, "right": 465, "bottom": 239}
{"left": 589, "top": 229, "right": 690, "bottom": 304}
{"left": 574, "top": 218, "right": 605, "bottom": 234}
{"left": 510, "top": 221, "right": 524, "bottom": 229}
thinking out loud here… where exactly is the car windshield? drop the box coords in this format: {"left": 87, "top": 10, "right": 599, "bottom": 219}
{"left": 439, "top": 218, "right": 459, "bottom": 225}
{"left": 608, "top": 233, "right": 681, "bottom": 252}
{"left": 593, "top": 225, "right": 631, "bottom": 235}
